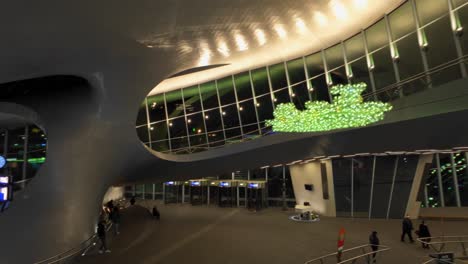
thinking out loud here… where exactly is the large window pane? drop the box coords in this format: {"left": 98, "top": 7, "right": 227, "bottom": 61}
{"left": 186, "top": 113, "right": 205, "bottom": 136}
{"left": 273, "top": 88, "right": 290, "bottom": 106}
{"left": 239, "top": 99, "right": 257, "bottom": 127}
{"left": 200, "top": 81, "right": 219, "bottom": 110}
{"left": 345, "top": 33, "right": 366, "bottom": 62}
{"left": 388, "top": 155, "right": 418, "bottom": 218}
{"left": 325, "top": 43, "right": 345, "bottom": 70}
{"left": 366, "top": 19, "right": 389, "bottom": 52}
{"left": 350, "top": 58, "right": 372, "bottom": 95}
{"left": 147, "top": 94, "right": 165, "bottom": 123}
{"left": 332, "top": 159, "right": 352, "bottom": 217}
{"left": 424, "top": 16, "right": 462, "bottom": 86}
{"left": 416, "top": 0, "right": 449, "bottom": 26}
{"left": 370, "top": 47, "right": 397, "bottom": 101}
{"left": 330, "top": 66, "right": 348, "bottom": 85}
{"left": 190, "top": 134, "right": 207, "bottom": 150}
{"left": 389, "top": 1, "right": 416, "bottom": 40}
{"left": 269, "top": 63, "right": 288, "bottom": 91}
{"left": 150, "top": 121, "right": 169, "bottom": 151}
{"left": 208, "top": 131, "right": 225, "bottom": 147}
{"left": 169, "top": 116, "right": 187, "bottom": 139}
{"left": 221, "top": 104, "right": 240, "bottom": 129}
{"left": 234, "top": 72, "right": 253, "bottom": 101}
{"left": 204, "top": 109, "right": 222, "bottom": 132}
{"left": 457, "top": 4, "right": 468, "bottom": 56}
{"left": 439, "top": 154, "right": 458, "bottom": 207}
{"left": 395, "top": 33, "right": 425, "bottom": 81}
{"left": 166, "top": 90, "right": 184, "bottom": 118}
{"left": 371, "top": 156, "right": 396, "bottom": 218}
{"left": 251, "top": 67, "right": 270, "bottom": 96}
{"left": 218, "top": 77, "right": 236, "bottom": 106}
{"left": 305, "top": 53, "right": 329, "bottom": 102}
{"left": 183, "top": 86, "right": 202, "bottom": 115}
{"left": 287, "top": 58, "right": 306, "bottom": 85}
{"left": 456, "top": 152, "right": 468, "bottom": 207}
{"left": 256, "top": 94, "right": 274, "bottom": 122}
{"left": 291, "top": 81, "right": 309, "bottom": 110}
{"left": 352, "top": 157, "right": 373, "bottom": 218}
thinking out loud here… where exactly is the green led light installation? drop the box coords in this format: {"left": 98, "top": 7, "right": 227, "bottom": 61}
{"left": 266, "top": 83, "right": 392, "bottom": 132}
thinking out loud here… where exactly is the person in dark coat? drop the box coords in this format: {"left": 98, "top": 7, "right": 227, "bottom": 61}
{"left": 97, "top": 220, "right": 111, "bottom": 253}
{"left": 152, "top": 206, "right": 160, "bottom": 220}
{"left": 418, "top": 220, "right": 431, "bottom": 249}
{"left": 369, "top": 231, "right": 380, "bottom": 263}
{"left": 109, "top": 206, "right": 121, "bottom": 235}
{"left": 130, "top": 196, "right": 136, "bottom": 205}
{"left": 401, "top": 215, "right": 414, "bottom": 243}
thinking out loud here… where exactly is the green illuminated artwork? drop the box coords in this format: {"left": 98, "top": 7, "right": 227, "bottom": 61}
{"left": 266, "top": 83, "right": 392, "bottom": 132}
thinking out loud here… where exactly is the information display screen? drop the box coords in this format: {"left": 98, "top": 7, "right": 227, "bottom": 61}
{"left": 0, "top": 176, "right": 8, "bottom": 184}
{"left": 219, "top": 182, "right": 230, "bottom": 187}
{"left": 248, "top": 183, "right": 259, "bottom": 189}
{"left": 190, "top": 181, "right": 201, "bottom": 186}
{"left": 0, "top": 186, "right": 9, "bottom": 202}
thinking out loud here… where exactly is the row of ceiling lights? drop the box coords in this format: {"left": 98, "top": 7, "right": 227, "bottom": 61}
{"left": 264, "top": 147, "right": 468, "bottom": 168}
{"left": 192, "top": 0, "right": 368, "bottom": 66}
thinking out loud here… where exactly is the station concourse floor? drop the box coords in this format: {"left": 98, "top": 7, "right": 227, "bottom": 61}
{"left": 77, "top": 200, "right": 468, "bottom": 264}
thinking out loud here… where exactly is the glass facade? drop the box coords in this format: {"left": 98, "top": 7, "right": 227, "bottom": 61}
{"left": 126, "top": 165, "right": 296, "bottom": 208}
{"left": 420, "top": 152, "right": 468, "bottom": 208}
{"left": 136, "top": 1, "right": 468, "bottom": 154}
{"left": 0, "top": 125, "right": 47, "bottom": 194}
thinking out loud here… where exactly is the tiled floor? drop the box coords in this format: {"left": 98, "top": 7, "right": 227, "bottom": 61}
{"left": 77, "top": 200, "right": 468, "bottom": 264}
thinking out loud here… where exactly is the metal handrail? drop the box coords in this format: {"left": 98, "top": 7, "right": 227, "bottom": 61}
{"left": 417, "top": 235, "right": 468, "bottom": 255}
{"left": 304, "top": 244, "right": 390, "bottom": 264}
{"left": 32, "top": 200, "right": 130, "bottom": 264}
{"left": 33, "top": 234, "right": 98, "bottom": 264}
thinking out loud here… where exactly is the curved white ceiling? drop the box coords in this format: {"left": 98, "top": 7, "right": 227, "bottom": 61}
{"left": 149, "top": 0, "right": 405, "bottom": 95}
{"left": 0, "top": 0, "right": 403, "bottom": 95}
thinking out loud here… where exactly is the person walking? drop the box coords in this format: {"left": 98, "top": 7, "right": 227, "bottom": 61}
{"left": 369, "top": 231, "right": 380, "bottom": 263}
{"left": 97, "top": 220, "right": 111, "bottom": 254}
{"left": 110, "top": 206, "right": 121, "bottom": 235}
{"left": 417, "top": 220, "right": 431, "bottom": 249}
{"left": 401, "top": 215, "right": 415, "bottom": 243}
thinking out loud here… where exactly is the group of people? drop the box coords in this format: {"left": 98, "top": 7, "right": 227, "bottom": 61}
{"left": 96, "top": 197, "right": 161, "bottom": 254}
{"left": 401, "top": 215, "right": 431, "bottom": 249}
{"left": 97, "top": 199, "right": 122, "bottom": 254}
{"left": 368, "top": 216, "right": 432, "bottom": 261}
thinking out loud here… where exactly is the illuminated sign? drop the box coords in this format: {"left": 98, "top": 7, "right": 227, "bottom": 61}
{"left": 190, "top": 181, "right": 201, "bottom": 186}
{"left": 0, "top": 186, "right": 8, "bottom": 202}
{"left": 248, "top": 183, "right": 259, "bottom": 189}
{"left": 166, "top": 181, "right": 175, "bottom": 185}
{"left": 0, "top": 156, "right": 6, "bottom": 169}
{"left": 219, "top": 182, "right": 230, "bottom": 187}
{"left": 0, "top": 176, "right": 8, "bottom": 184}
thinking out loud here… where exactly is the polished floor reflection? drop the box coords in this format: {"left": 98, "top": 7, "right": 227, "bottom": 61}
{"left": 78, "top": 200, "right": 468, "bottom": 264}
